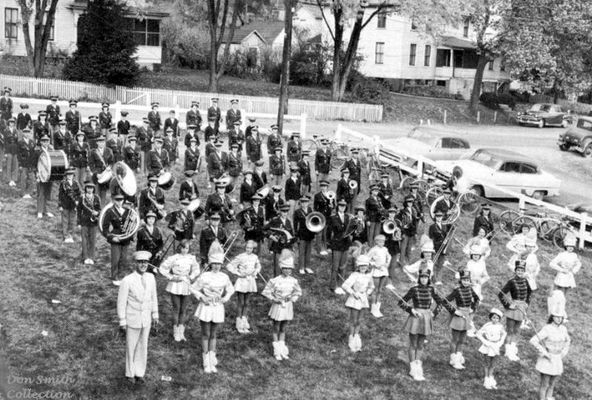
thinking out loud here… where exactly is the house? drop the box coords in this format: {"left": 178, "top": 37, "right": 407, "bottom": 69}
{"left": 0, "top": 0, "right": 169, "bottom": 68}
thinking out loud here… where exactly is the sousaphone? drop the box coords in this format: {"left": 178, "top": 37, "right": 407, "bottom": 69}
{"left": 305, "top": 212, "right": 326, "bottom": 233}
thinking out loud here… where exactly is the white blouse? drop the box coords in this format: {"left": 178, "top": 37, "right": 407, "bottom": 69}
{"left": 226, "top": 252, "right": 261, "bottom": 278}
{"left": 262, "top": 275, "right": 302, "bottom": 303}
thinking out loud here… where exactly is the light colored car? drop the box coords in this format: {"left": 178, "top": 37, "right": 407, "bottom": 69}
{"left": 435, "top": 148, "right": 561, "bottom": 200}
{"left": 517, "top": 103, "right": 569, "bottom": 128}
{"left": 390, "top": 127, "right": 472, "bottom": 161}
{"left": 558, "top": 116, "right": 592, "bottom": 156}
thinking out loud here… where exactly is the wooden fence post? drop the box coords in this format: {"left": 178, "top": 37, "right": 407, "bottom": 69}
{"left": 443, "top": 109, "right": 447, "bottom": 124}
{"left": 145, "top": 92, "right": 151, "bottom": 108}
{"left": 300, "top": 113, "right": 307, "bottom": 138}
{"left": 493, "top": 111, "right": 497, "bottom": 124}
{"left": 477, "top": 111, "right": 481, "bottom": 123}
{"left": 579, "top": 212, "right": 587, "bottom": 250}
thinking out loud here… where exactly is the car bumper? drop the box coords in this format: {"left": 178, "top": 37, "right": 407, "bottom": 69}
{"left": 558, "top": 138, "right": 583, "bottom": 152}
{"left": 517, "top": 117, "right": 541, "bottom": 125}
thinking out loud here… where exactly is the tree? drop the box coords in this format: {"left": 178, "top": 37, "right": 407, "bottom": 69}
{"left": 277, "top": 0, "right": 296, "bottom": 132}
{"left": 16, "top": 0, "right": 59, "bottom": 77}
{"left": 63, "top": 0, "right": 140, "bottom": 86}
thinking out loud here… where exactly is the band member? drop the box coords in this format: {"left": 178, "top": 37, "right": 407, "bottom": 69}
{"left": 35, "top": 134, "right": 54, "bottom": 219}
{"left": 267, "top": 203, "right": 296, "bottom": 276}
{"left": 342, "top": 148, "right": 361, "bottom": 199}
{"left": 136, "top": 117, "right": 153, "bottom": 173}
{"left": 253, "top": 160, "right": 267, "bottom": 190}
{"left": 184, "top": 124, "right": 200, "bottom": 148}
{"left": 205, "top": 181, "right": 234, "bottom": 224}
{"left": 367, "top": 234, "right": 391, "bottom": 318}
{"left": 138, "top": 174, "right": 166, "bottom": 221}
{"left": 433, "top": 188, "right": 455, "bottom": 219}
{"left": 381, "top": 206, "right": 400, "bottom": 279}
{"left": 69, "top": 132, "right": 89, "bottom": 188}
{"left": 265, "top": 185, "right": 285, "bottom": 221}
{"left": 148, "top": 136, "right": 170, "bottom": 176}
{"left": 352, "top": 206, "right": 368, "bottom": 244}
{"left": 182, "top": 139, "right": 199, "bottom": 174}
{"left": 336, "top": 167, "right": 355, "bottom": 214}
{"left": 549, "top": 235, "right": 581, "bottom": 297}
{"left": 231, "top": 120, "right": 245, "bottom": 156}
{"left": 191, "top": 241, "right": 234, "bottom": 373}
{"left": 226, "top": 99, "right": 241, "bottom": 130}
{"left": 88, "top": 135, "right": 114, "bottom": 205}
{"left": 227, "top": 240, "right": 261, "bottom": 333}
{"left": 239, "top": 193, "right": 266, "bottom": 253}
{"left": 239, "top": 170, "right": 257, "bottom": 205}
{"left": 398, "top": 195, "right": 420, "bottom": 265}
{"left": 204, "top": 117, "right": 218, "bottom": 143}
{"left": 58, "top": 167, "right": 81, "bottom": 243}
{"left": 227, "top": 143, "right": 242, "bottom": 185}
{"left": 286, "top": 132, "right": 301, "bottom": 163}
{"left": 403, "top": 238, "right": 435, "bottom": 282}
{"left": 65, "top": 100, "right": 81, "bottom": 137}
{"left": 327, "top": 199, "right": 352, "bottom": 293}
{"left": 179, "top": 170, "right": 200, "bottom": 201}
{"left": 245, "top": 116, "right": 256, "bottom": 138}
{"left": 102, "top": 193, "right": 135, "bottom": 285}
{"left": 99, "top": 102, "right": 112, "bottom": 135}
{"left": 3, "top": 118, "right": 19, "bottom": 186}
{"left": 506, "top": 224, "right": 536, "bottom": 271}
{"left": 122, "top": 136, "right": 140, "bottom": 172}
{"left": 262, "top": 251, "right": 302, "bottom": 361}
{"left": 117, "top": 111, "right": 131, "bottom": 145}
{"left": 206, "top": 140, "right": 227, "bottom": 182}
{"left": 163, "top": 110, "right": 179, "bottom": 138}
{"left": 16, "top": 103, "right": 32, "bottom": 131}
{"left": 522, "top": 231, "right": 541, "bottom": 292}
{"left": 84, "top": 116, "right": 102, "bottom": 149}
{"left": 77, "top": 180, "right": 101, "bottom": 265}
{"left": 207, "top": 97, "right": 222, "bottom": 131}
{"left": 117, "top": 250, "right": 159, "bottom": 384}
{"left": 436, "top": 270, "right": 480, "bottom": 370}
{"left": 297, "top": 150, "right": 312, "bottom": 194}
{"left": 529, "top": 304, "right": 570, "bottom": 400}
{"left": 53, "top": 120, "right": 69, "bottom": 155}
{"left": 285, "top": 166, "right": 301, "bottom": 219}
{"left": 463, "top": 226, "right": 492, "bottom": 260}
{"left": 168, "top": 198, "right": 195, "bottom": 243}
{"left": 186, "top": 101, "right": 202, "bottom": 132}
{"left": 0, "top": 87, "right": 13, "bottom": 123}
{"left": 313, "top": 180, "right": 334, "bottom": 255}
{"left": 17, "top": 127, "right": 36, "bottom": 199}
{"left": 46, "top": 96, "right": 61, "bottom": 132}
{"left": 159, "top": 239, "right": 200, "bottom": 342}
{"left": 473, "top": 203, "right": 494, "bottom": 238}
{"left": 33, "top": 111, "right": 49, "bottom": 145}
{"left": 428, "top": 210, "right": 451, "bottom": 286}
{"left": 498, "top": 260, "right": 532, "bottom": 361}
{"left": 398, "top": 268, "right": 446, "bottom": 381}
{"left": 293, "top": 196, "right": 315, "bottom": 275}
{"left": 136, "top": 210, "right": 164, "bottom": 268}
{"left": 269, "top": 146, "right": 285, "bottom": 186}
{"left": 342, "top": 254, "right": 374, "bottom": 352}
{"left": 365, "top": 185, "right": 384, "bottom": 247}
{"left": 378, "top": 173, "right": 393, "bottom": 208}
{"left": 476, "top": 308, "right": 507, "bottom": 389}
{"left": 266, "top": 124, "right": 282, "bottom": 156}
{"left": 315, "top": 138, "right": 331, "bottom": 186}
{"left": 409, "top": 183, "right": 425, "bottom": 224}
{"left": 163, "top": 127, "right": 178, "bottom": 165}
{"left": 246, "top": 126, "right": 262, "bottom": 167}
{"left": 106, "top": 127, "right": 123, "bottom": 162}
{"left": 148, "top": 102, "right": 161, "bottom": 133}
{"left": 199, "top": 213, "right": 228, "bottom": 265}
{"left": 460, "top": 244, "right": 490, "bottom": 301}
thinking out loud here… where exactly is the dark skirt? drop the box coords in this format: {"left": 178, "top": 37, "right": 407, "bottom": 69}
{"left": 404, "top": 309, "right": 433, "bottom": 335}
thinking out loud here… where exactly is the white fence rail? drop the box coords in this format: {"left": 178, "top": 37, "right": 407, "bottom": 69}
{"left": 0, "top": 74, "right": 383, "bottom": 122}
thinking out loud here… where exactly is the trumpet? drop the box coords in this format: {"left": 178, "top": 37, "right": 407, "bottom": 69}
{"left": 305, "top": 212, "right": 326, "bottom": 233}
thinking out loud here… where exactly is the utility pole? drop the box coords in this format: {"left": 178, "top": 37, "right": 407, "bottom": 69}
{"left": 277, "top": 0, "right": 295, "bottom": 133}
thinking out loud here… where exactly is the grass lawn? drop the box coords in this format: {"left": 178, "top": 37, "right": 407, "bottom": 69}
{"left": 0, "top": 137, "right": 590, "bottom": 400}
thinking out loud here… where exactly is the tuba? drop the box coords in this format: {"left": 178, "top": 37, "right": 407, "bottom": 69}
{"left": 98, "top": 202, "right": 141, "bottom": 241}
{"left": 383, "top": 220, "right": 397, "bottom": 234}
{"left": 348, "top": 180, "right": 358, "bottom": 191}
{"left": 326, "top": 190, "right": 336, "bottom": 201}
{"left": 305, "top": 211, "right": 326, "bottom": 233}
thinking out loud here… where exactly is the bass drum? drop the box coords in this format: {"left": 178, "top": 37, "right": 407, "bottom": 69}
{"left": 37, "top": 150, "right": 69, "bottom": 182}
{"left": 158, "top": 172, "right": 176, "bottom": 191}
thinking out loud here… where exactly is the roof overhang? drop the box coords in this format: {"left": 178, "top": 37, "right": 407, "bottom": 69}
{"left": 439, "top": 36, "right": 476, "bottom": 50}
{"left": 68, "top": 2, "right": 169, "bottom": 18}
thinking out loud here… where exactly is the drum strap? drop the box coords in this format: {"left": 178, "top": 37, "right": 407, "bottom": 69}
{"left": 95, "top": 148, "right": 107, "bottom": 170}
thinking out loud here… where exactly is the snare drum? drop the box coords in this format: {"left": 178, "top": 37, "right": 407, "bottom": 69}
{"left": 158, "top": 171, "right": 175, "bottom": 190}
{"left": 37, "top": 150, "right": 68, "bottom": 182}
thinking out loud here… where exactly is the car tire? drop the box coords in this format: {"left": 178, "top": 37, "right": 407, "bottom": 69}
{"left": 532, "top": 191, "right": 545, "bottom": 201}
{"left": 558, "top": 144, "right": 569, "bottom": 151}
{"left": 537, "top": 119, "right": 545, "bottom": 128}
{"left": 470, "top": 185, "right": 484, "bottom": 198}
{"left": 583, "top": 143, "right": 592, "bottom": 158}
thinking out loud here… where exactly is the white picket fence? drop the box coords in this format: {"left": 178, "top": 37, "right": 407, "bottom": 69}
{"left": 0, "top": 74, "right": 383, "bottom": 122}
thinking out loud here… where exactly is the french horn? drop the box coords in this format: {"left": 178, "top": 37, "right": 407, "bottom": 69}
{"left": 305, "top": 212, "right": 326, "bottom": 233}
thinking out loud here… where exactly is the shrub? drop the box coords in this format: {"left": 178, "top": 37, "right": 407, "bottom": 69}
{"left": 497, "top": 93, "right": 516, "bottom": 109}
{"left": 289, "top": 45, "right": 331, "bottom": 88}
{"left": 350, "top": 76, "right": 389, "bottom": 104}
{"left": 161, "top": 17, "right": 209, "bottom": 70}
{"left": 479, "top": 92, "right": 500, "bottom": 110}
{"left": 402, "top": 85, "right": 459, "bottom": 100}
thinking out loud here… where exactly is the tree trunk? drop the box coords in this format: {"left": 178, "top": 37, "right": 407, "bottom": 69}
{"left": 330, "top": 7, "right": 343, "bottom": 101}
{"left": 217, "top": 0, "right": 240, "bottom": 80}
{"left": 17, "top": 0, "right": 58, "bottom": 78}
{"left": 277, "top": 0, "right": 294, "bottom": 132}
{"left": 335, "top": 11, "right": 364, "bottom": 101}
{"left": 552, "top": 78, "right": 561, "bottom": 104}
{"left": 208, "top": 20, "right": 218, "bottom": 92}
{"left": 469, "top": 54, "right": 489, "bottom": 115}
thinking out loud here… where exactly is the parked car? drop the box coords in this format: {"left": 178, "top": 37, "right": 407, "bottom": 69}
{"left": 390, "top": 127, "right": 472, "bottom": 161}
{"left": 558, "top": 116, "right": 592, "bottom": 156}
{"left": 517, "top": 103, "right": 569, "bottom": 128}
{"left": 435, "top": 148, "right": 561, "bottom": 200}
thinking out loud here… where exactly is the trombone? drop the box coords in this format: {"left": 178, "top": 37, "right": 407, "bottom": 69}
{"left": 223, "top": 231, "right": 240, "bottom": 258}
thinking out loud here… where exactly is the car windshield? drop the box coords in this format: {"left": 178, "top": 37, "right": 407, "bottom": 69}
{"left": 531, "top": 104, "right": 551, "bottom": 112}
{"left": 469, "top": 150, "right": 501, "bottom": 169}
{"left": 576, "top": 119, "right": 592, "bottom": 131}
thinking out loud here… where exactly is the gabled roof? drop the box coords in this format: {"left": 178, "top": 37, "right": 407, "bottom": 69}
{"left": 439, "top": 36, "right": 476, "bottom": 50}
{"left": 224, "top": 21, "right": 285, "bottom": 45}
{"left": 69, "top": 0, "right": 170, "bottom": 18}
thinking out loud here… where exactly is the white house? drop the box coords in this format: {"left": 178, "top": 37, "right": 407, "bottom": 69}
{"left": 0, "top": 0, "right": 169, "bottom": 68}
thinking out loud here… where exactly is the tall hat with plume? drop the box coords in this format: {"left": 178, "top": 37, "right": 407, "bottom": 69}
{"left": 208, "top": 241, "right": 225, "bottom": 264}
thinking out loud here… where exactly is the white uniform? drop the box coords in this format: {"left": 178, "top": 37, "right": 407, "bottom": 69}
{"left": 367, "top": 246, "right": 391, "bottom": 278}
{"left": 262, "top": 275, "right": 302, "bottom": 321}
{"left": 524, "top": 252, "right": 540, "bottom": 290}
{"left": 465, "top": 259, "right": 490, "bottom": 300}
{"left": 463, "top": 237, "right": 491, "bottom": 259}
{"left": 530, "top": 324, "right": 570, "bottom": 376}
{"left": 226, "top": 252, "right": 261, "bottom": 293}
{"left": 159, "top": 254, "right": 200, "bottom": 295}
{"left": 342, "top": 271, "right": 375, "bottom": 310}
{"left": 117, "top": 271, "right": 159, "bottom": 379}
{"left": 192, "top": 271, "right": 235, "bottom": 323}
{"left": 549, "top": 251, "right": 581, "bottom": 288}
{"left": 476, "top": 321, "right": 506, "bottom": 357}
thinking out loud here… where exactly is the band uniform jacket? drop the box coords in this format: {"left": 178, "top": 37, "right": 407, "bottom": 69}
{"left": 381, "top": 218, "right": 400, "bottom": 255}
{"left": 88, "top": 147, "right": 114, "bottom": 184}
{"left": 69, "top": 141, "right": 89, "bottom": 168}
{"left": 313, "top": 191, "right": 334, "bottom": 218}
{"left": 293, "top": 206, "right": 315, "bottom": 241}
{"left": 65, "top": 109, "right": 81, "bottom": 134}
{"left": 365, "top": 195, "right": 385, "bottom": 223}
{"left": 106, "top": 137, "right": 123, "bottom": 162}
{"left": 336, "top": 178, "right": 354, "bottom": 204}
{"left": 136, "top": 225, "right": 164, "bottom": 257}
{"left": 184, "top": 131, "right": 200, "bottom": 148}
{"left": 83, "top": 124, "right": 102, "bottom": 149}
{"left": 205, "top": 142, "right": 216, "bottom": 158}
{"left": 239, "top": 180, "right": 257, "bottom": 204}
{"left": 228, "top": 129, "right": 245, "bottom": 152}
{"left": 58, "top": 179, "right": 81, "bottom": 210}
{"left": 207, "top": 106, "right": 222, "bottom": 126}
{"left": 99, "top": 110, "right": 112, "bottom": 130}
{"left": 287, "top": 139, "right": 302, "bottom": 163}
{"left": 253, "top": 170, "right": 267, "bottom": 191}
{"left": 410, "top": 193, "right": 425, "bottom": 222}
{"left": 246, "top": 134, "right": 262, "bottom": 162}
{"left": 0, "top": 96, "right": 13, "bottom": 120}
{"left": 315, "top": 148, "right": 331, "bottom": 174}
{"left": 433, "top": 197, "right": 454, "bottom": 217}
{"left": 205, "top": 192, "right": 233, "bottom": 222}
{"left": 148, "top": 148, "right": 170, "bottom": 175}
{"left": 148, "top": 110, "right": 161, "bottom": 132}
{"left": 342, "top": 158, "right": 361, "bottom": 193}
{"left": 123, "top": 145, "right": 140, "bottom": 170}
{"left": 16, "top": 112, "right": 32, "bottom": 131}
{"left": 33, "top": 120, "right": 49, "bottom": 144}
{"left": 199, "top": 224, "right": 228, "bottom": 260}
{"left": 269, "top": 154, "right": 285, "bottom": 176}
{"left": 265, "top": 193, "right": 285, "bottom": 221}
{"left": 45, "top": 103, "right": 60, "bottom": 126}
{"left": 266, "top": 216, "right": 295, "bottom": 253}
{"left": 227, "top": 152, "right": 242, "bottom": 177}
{"left": 139, "top": 187, "right": 166, "bottom": 220}
{"left": 240, "top": 205, "right": 265, "bottom": 242}
{"left": 327, "top": 213, "right": 352, "bottom": 252}
{"left": 207, "top": 151, "right": 228, "bottom": 180}
{"left": 473, "top": 215, "right": 494, "bottom": 237}
{"left": 179, "top": 180, "right": 199, "bottom": 201}
{"left": 168, "top": 209, "right": 195, "bottom": 241}
{"left": 284, "top": 176, "right": 301, "bottom": 201}
{"left": 297, "top": 159, "right": 311, "bottom": 187}
{"left": 267, "top": 133, "right": 282, "bottom": 154}
{"left": 186, "top": 109, "right": 202, "bottom": 130}
{"left": 53, "top": 129, "right": 70, "bottom": 154}
{"left": 164, "top": 117, "right": 179, "bottom": 137}
{"left": 117, "top": 120, "right": 131, "bottom": 137}
{"left": 378, "top": 182, "right": 393, "bottom": 209}
{"left": 101, "top": 205, "right": 134, "bottom": 246}
{"left": 17, "top": 137, "right": 37, "bottom": 168}
{"left": 163, "top": 136, "right": 178, "bottom": 163}
{"left": 428, "top": 222, "right": 450, "bottom": 254}
{"left": 184, "top": 147, "right": 200, "bottom": 172}
{"left": 77, "top": 193, "right": 101, "bottom": 226}
{"left": 204, "top": 126, "right": 218, "bottom": 142}
{"left": 136, "top": 126, "right": 153, "bottom": 152}
{"left": 398, "top": 206, "right": 419, "bottom": 237}
{"left": 3, "top": 126, "right": 18, "bottom": 154}
{"left": 226, "top": 108, "right": 241, "bottom": 130}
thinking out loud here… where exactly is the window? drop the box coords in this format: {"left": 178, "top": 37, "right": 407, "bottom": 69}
{"left": 500, "top": 162, "right": 521, "bottom": 173}
{"left": 49, "top": 23, "right": 54, "bottom": 41}
{"left": 409, "top": 44, "right": 416, "bottom": 66}
{"left": 436, "top": 49, "right": 451, "bottom": 67}
{"left": 521, "top": 163, "right": 538, "bottom": 174}
{"left": 488, "top": 60, "right": 494, "bottom": 70}
{"left": 5, "top": 8, "right": 18, "bottom": 39}
{"left": 441, "top": 138, "right": 470, "bottom": 149}
{"left": 463, "top": 18, "right": 470, "bottom": 38}
{"left": 411, "top": 19, "right": 417, "bottom": 31}
{"left": 375, "top": 42, "right": 384, "bottom": 64}
{"left": 377, "top": 12, "right": 386, "bottom": 28}
{"left": 129, "top": 18, "right": 160, "bottom": 46}
{"left": 424, "top": 45, "right": 431, "bottom": 66}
